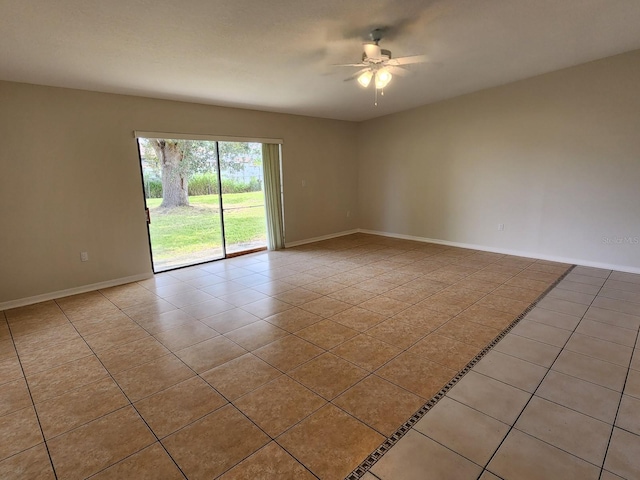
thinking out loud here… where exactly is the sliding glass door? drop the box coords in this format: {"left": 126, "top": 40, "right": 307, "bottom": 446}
{"left": 137, "top": 137, "right": 267, "bottom": 272}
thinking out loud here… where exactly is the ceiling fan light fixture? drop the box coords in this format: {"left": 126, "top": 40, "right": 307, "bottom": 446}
{"left": 357, "top": 70, "right": 373, "bottom": 87}
{"left": 375, "top": 68, "right": 392, "bottom": 89}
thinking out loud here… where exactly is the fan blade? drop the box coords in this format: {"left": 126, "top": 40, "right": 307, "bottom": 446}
{"left": 333, "top": 63, "right": 368, "bottom": 67}
{"left": 387, "top": 54, "right": 427, "bottom": 66}
{"left": 343, "top": 68, "right": 370, "bottom": 82}
{"left": 364, "top": 43, "right": 382, "bottom": 60}
{"left": 387, "top": 66, "right": 410, "bottom": 77}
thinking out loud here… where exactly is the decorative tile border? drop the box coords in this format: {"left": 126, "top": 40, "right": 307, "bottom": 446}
{"left": 345, "top": 264, "right": 576, "bottom": 480}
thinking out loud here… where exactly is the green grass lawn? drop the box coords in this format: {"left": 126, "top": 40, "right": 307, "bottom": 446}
{"left": 147, "top": 191, "right": 267, "bottom": 262}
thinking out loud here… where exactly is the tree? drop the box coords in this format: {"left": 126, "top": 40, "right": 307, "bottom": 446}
{"left": 147, "top": 139, "right": 190, "bottom": 208}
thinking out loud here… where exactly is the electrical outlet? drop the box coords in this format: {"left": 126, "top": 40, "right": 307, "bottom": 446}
{"left": 498, "top": 224, "right": 505, "bottom": 231}
{"left": 301, "top": 179, "right": 306, "bottom": 187}
{"left": 80, "top": 252, "right": 89, "bottom": 262}
{"left": 346, "top": 210, "right": 351, "bottom": 218}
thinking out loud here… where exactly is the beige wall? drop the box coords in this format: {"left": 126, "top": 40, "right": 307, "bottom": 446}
{"left": 358, "top": 50, "right": 640, "bottom": 272}
{"left": 0, "top": 82, "right": 359, "bottom": 304}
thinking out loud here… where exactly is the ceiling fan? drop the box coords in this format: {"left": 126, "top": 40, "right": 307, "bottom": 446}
{"left": 336, "top": 28, "right": 427, "bottom": 105}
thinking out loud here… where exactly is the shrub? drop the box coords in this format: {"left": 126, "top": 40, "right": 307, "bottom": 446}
{"left": 188, "top": 173, "right": 218, "bottom": 196}
{"left": 143, "top": 174, "right": 163, "bottom": 198}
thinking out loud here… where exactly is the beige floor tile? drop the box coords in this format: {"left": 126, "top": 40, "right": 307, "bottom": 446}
{"left": 279, "top": 404, "right": 384, "bottom": 480}
{"left": 547, "top": 287, "right": 595, "bottom": 305}
{"left": 329, "top": 306, "right": 387, "bottom": 332}
{"left": 453, "top": 305, "right": 515, "bottom": 330}
{"left": 592, "top": 296, "right": 640, "bottom": 317}
{"left": 71, "top": 310, "right": 133, "bottom": 337}
{"left": 331, "top": 334, "right": 402, "bottom": 371}
{"left": 235, "top": 375, "right": 325, "bottom": 436}
{"left": 263, "top": 307, "right": 323, "bottom": 333}
{"left": 200, "top": 353, "right": 281, "bottom": 400}
{"left": 83, "top": 322, "right": 150, "bottom": 354}
{"left": 97, "top": 336, "right": 170, "bottom": 374}
{"left": 218, "top": 289, "right": 269, "bottom": 307}
{"left": 252, "top": 334, "right": 323, "bottom": 371}
{"left": 36, "top": 377, "right": 129, "bottom": 439}
{"left": 377, "top": 351, "right": 457, "bottom": 399}
{"left": 303, "top": 279, "right": 346, "bottom": 295}
{"left": 552, "top": 350, "right": 627, "bottom": 392}
{"left": 218, "top": 441, "right": 315, "bottom": 480}
{"left": 478, "top": 471, "right": 502, "bottom": 480}
{"left": 515, "top": 396, "right": 611, "bottom": 465}
{"left": 626, "top": 368, "right": 640, "bottom": 398}
{"left": 557, "top": 279, "right": 602, "bottom": 295}
{"left": 575, "top": 318, "right": 636, "bottom": 347}
{"left": 251, "top": 280, "right": 298, "bottom": 296}
{"left": 358, "top": 296, "right": 411, "bottom": 317}
{"left": 274, "top": 287, "right": 322, "bottom": 306}
{"left": 488, "top": 429, "right": 600, "bottom": 480}
{"left": 511, "top": 320, "right": 572, "bottom": 347}
{"left": 565, "top": 333, "right": 633, "bottom": 367}
{"left": 119, "top": 299, "right": 177, "bottom": 323}
{"left": 328, "top": 286, "right": 378, "bottom": 305}
{"left": 474, "top": 350, "right": 547, "bottom": 393}
{"left": 334, "top": 375, "right": 425, "bottom": 436}
{"left": 537, "top": 370, "right": 621, "bottom": 424}
{"left": 382, "top": 284, "right": 432, "bottom": 304}
{"left": 447, "top": 371, "right": 531, "bottom": 425}
{"left": 524, "top": 307, "right": 581, "bottom": 331}
{"left": 371, "top": 429, "right": 482, "bottom": 480}
{"left": 600, "top": 470, "right": 626, "bottom": 480}
{"left": 415, "top": 396, "right": 509, "bottom": 465}
{"left": 134, "top": 309, "right": 195, "bottom": 335}
{"left": 153, "top": 321, "right": 218, "bottom": 351}
{"left": 493, "top": 284, "right": 542, "bottom": 303}
{"left": 600, "top": 286, "right": 640, "bottom": 305}
{"left": 201, "top": 308, "right": 260, "bottom": 333}
{"left": 175, "top": 335, "right": 246, "bottom": 373}
{"left": 223, "top": 320, "right": 288, "bottom": 351}
{"left": 584, "top": 306, "right": 640, "bottom": 330}
{"left": 162, "top": 404, "right": 269, "bottom": 480}
{"left": 537, "top": 297, "right": 589, "bottom": 317}
{"left": 565, "top": 273, "right": 606, "bottom": 287}
{"left": 181, "top": 298, "right": 236, "bottom": 319}
{"left": 47, "top": 406, "right": 155, "bottom": 480}
{"left": 616, "top": 395, "right": 640, "bottom": 436}
{"left": 494, "top": 334, "right": 561, "bottom": 368}
{"left": 135, "top": 376, "right": 227, "bottom": 438}
{"left": 289, "top": 352, "right": 368, "bottom": 400}
{"left": 9, "top": 314, "right": 70, "bottom": 339}
{"left": 604, "top": 428, "right": 640, "bottom": 480}
{"left": 241, "top": 297, "right": 293, "bottom": 318}
{"left": 19, "top": 337, "right": 92, "bottom": 377}
{"left": 436, "top": 317, "right": 502, "bottom": 348}
{"left": 476, "top": 294, "right": 531, "bottom": 315}
{"left": 0, "top": 443, "right": 54, "bottom": 480}
{"left": 164, "top": 290, "right": 215, "bottom": 309}
{"left": 13, "top": 323, "right": 80, "bottom": 355}
{"left": 27, "top": 355, "right": 109, "bottom": 403}
{"left": 0, "top": 406, "right": 43, "bottom": 461}
{"left": 112, "top": 354, "right": 195, "bottom": 401}
{"left": 408, "top": 333, "right": 479, "bottom": 371}
{"left": 299, "top": 296, "right": 351, "bottom": 318}
{"left": 0, "top": 377, "right": 32, "bottom": 416}
{"left": 295, "top": 319, "right": 358, "bottom": 349}
{"left": 0, "top": 356, "right": 23, "bottom": 385}
{"left": 366, "top": 317, "right": 431, "bottom": 349}
{"left": 90, "top": 443, "right": 184, "bottom": 480}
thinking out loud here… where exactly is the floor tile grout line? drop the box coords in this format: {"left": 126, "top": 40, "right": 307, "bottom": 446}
{"left": 478, "top": 267, "right": 611, "bottom": 479}
{"left": 5, "top": 307, "right": 60, "bottom": 480}
{"left": 597, "top": 279, "right": 640, "bottom": 480}
{"left": 346, "top": 265, "right": 576, "bottom": 480}
{"left": 51, "top": 303, "right": 193, "bottom": 480}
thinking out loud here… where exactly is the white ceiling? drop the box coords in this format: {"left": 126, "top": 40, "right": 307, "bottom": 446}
{"left": 2, "top": 0, "right": 640, "bottom": 121}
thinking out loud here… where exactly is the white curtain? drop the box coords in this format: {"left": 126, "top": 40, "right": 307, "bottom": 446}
{"left": 262, "top": 144, "right": 285, "bottom": 250}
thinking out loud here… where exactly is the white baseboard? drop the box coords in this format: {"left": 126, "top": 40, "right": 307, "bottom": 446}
{"left": 285, "top": 229, "right": 360, "bottom": 248}
{"left": 0, "top": 273, "right": 153, "bottom": 311}
{"left": 358, "top": 229, "right": 640, "bottom": 275}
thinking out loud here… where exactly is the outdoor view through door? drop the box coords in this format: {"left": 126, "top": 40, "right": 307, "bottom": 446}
{"left": 137, "top": 138, "right": 268, "bottom": 272}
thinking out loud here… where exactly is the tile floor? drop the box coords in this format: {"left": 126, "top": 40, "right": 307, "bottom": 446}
{"left": 0, "top": 233, "right": 636, "bottom": 479}
{"left": 366, "top": 265, "right": 640, "bottom": 480}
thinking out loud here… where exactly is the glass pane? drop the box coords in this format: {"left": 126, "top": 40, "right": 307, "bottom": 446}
{"left": 218, "top": 142, "right": 268, "bottom": 255}
{"left": 138, "top": 138, "right": 225, "bottom": 271}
